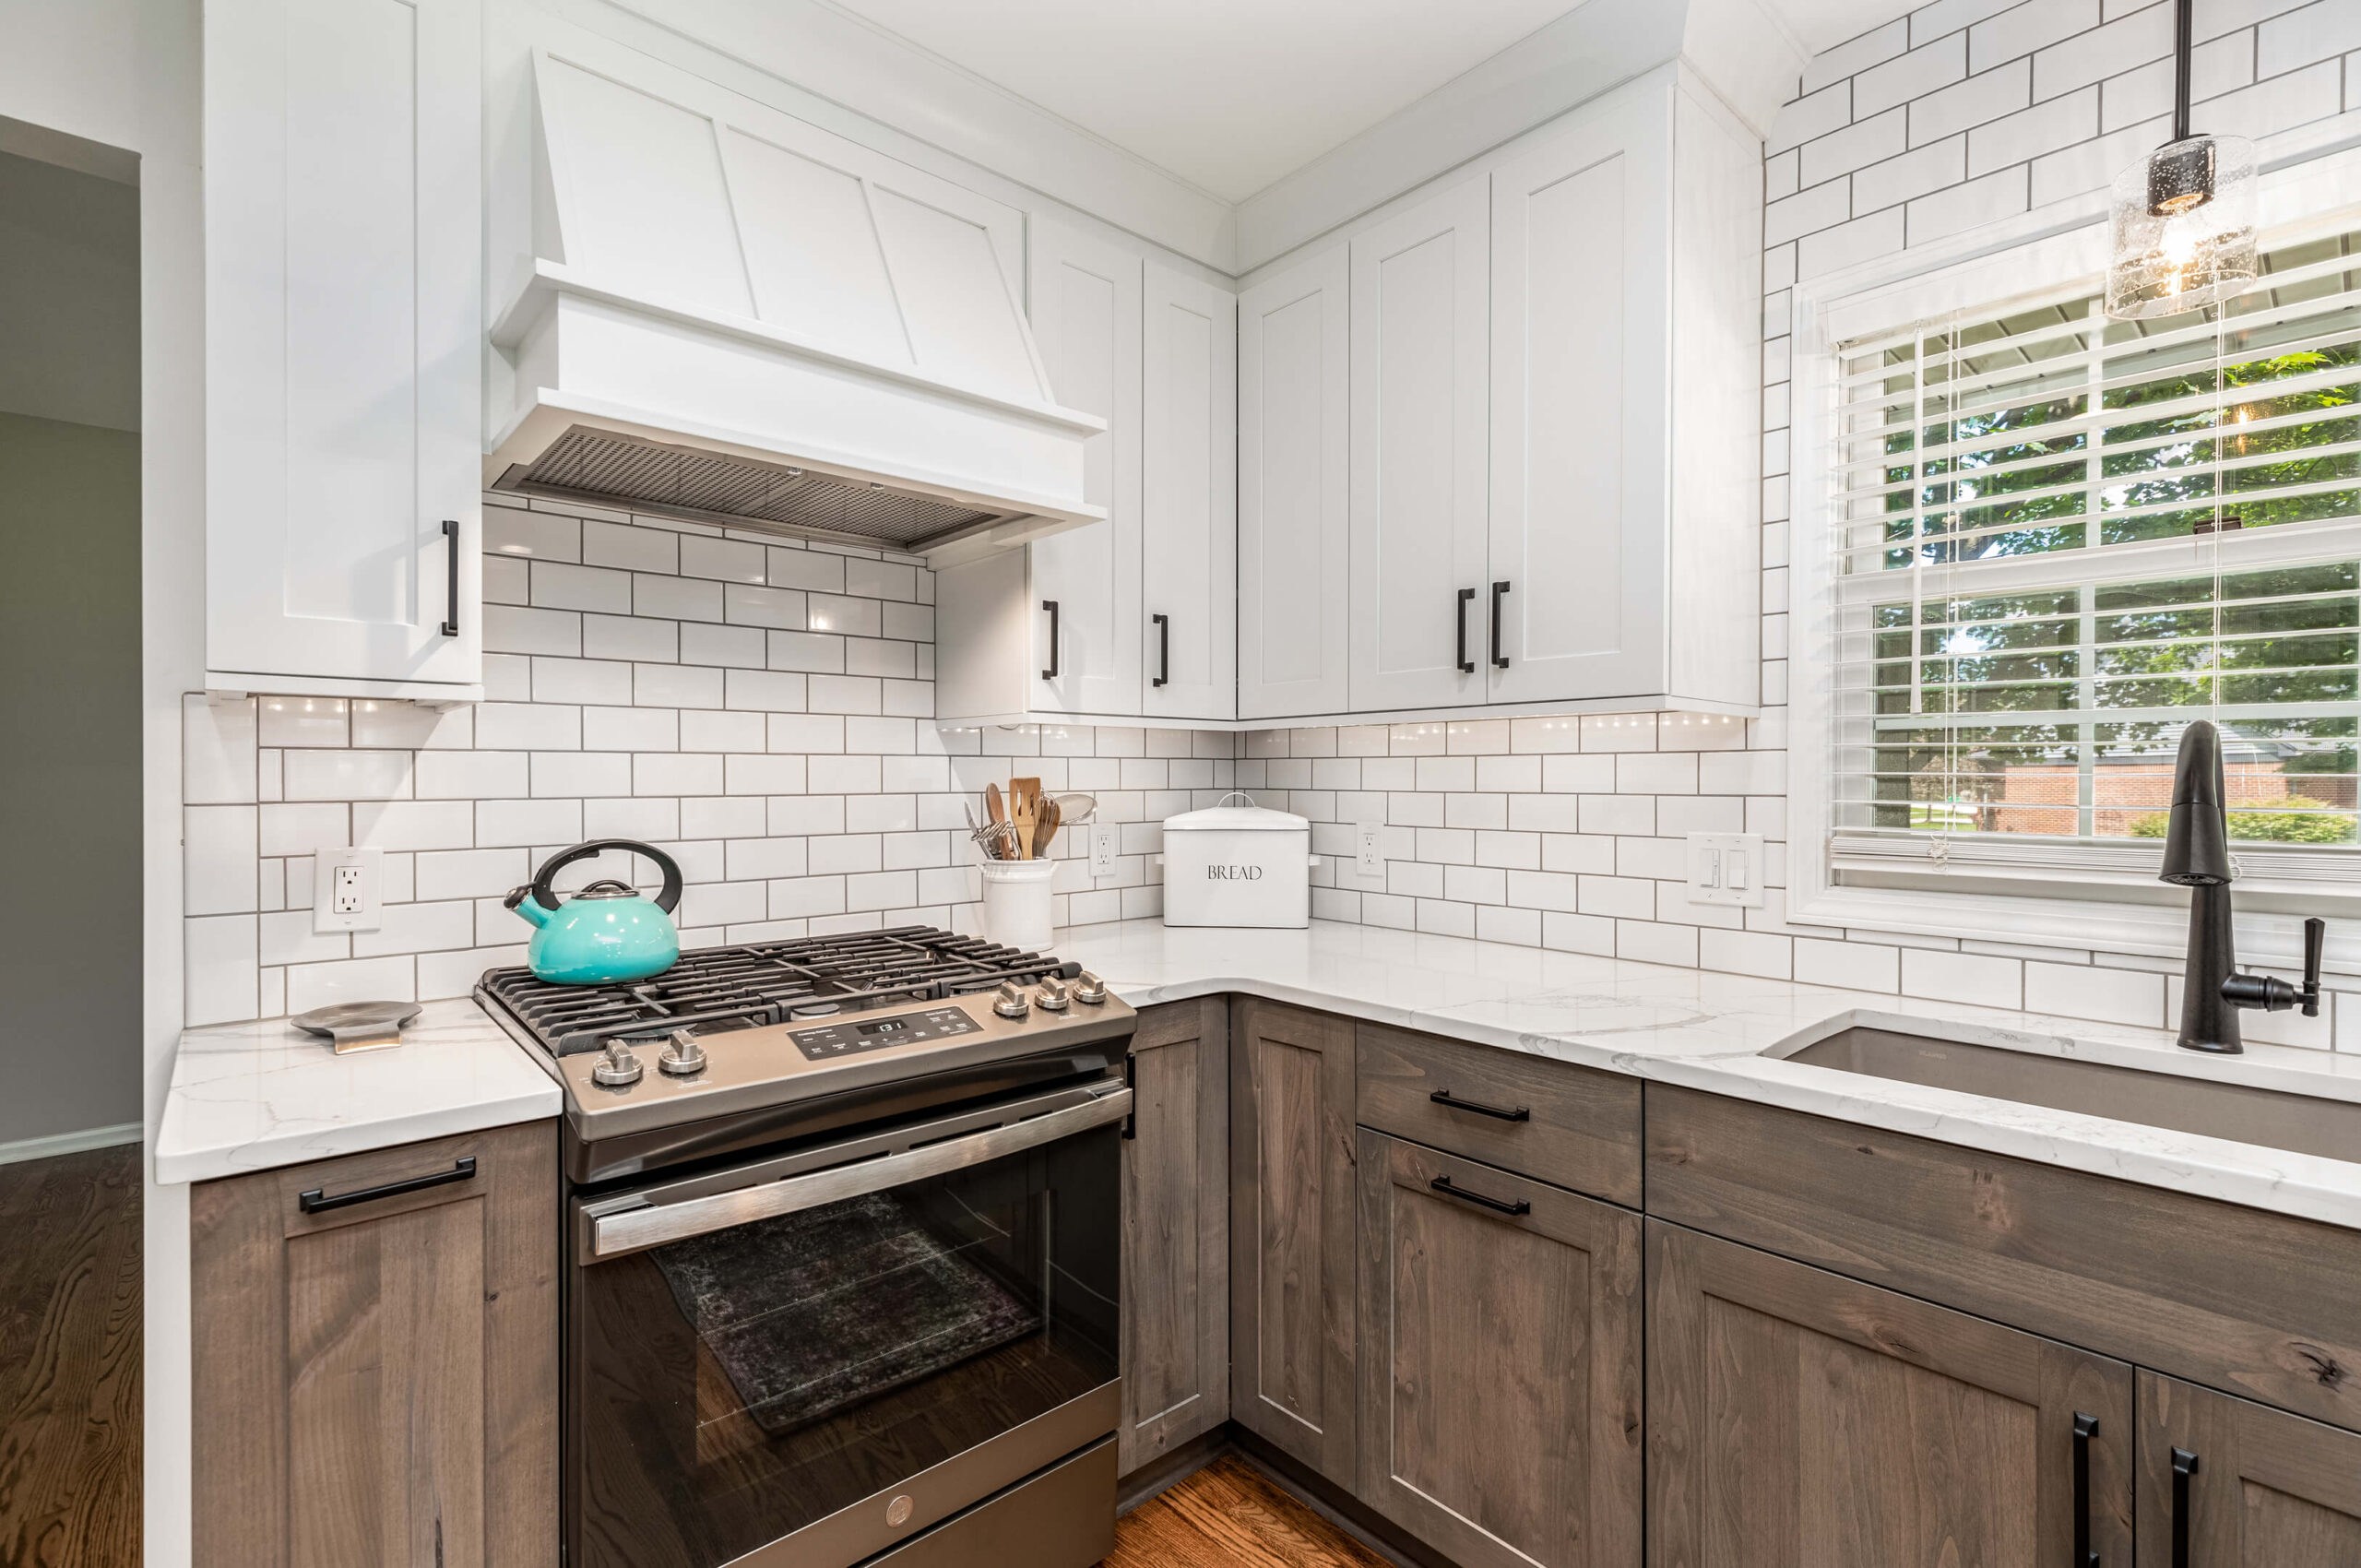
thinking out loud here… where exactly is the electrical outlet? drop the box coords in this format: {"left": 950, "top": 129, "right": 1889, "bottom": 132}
{"left": 1089, "top": 822, "right": 1120, "bottom": 876}
{"left": 313, "top": 845, "right": 384, "bottom": 932}
{"left": 1356, "top": 822, "right": 1384, "bottom": 877}
{"left": 1685, "top": 833, "right": 1763, "bottom": 909}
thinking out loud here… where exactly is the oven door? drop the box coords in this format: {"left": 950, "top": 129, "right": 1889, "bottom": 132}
{"left": 566, "top": 1080, "right": 1129, "bottom": 1568}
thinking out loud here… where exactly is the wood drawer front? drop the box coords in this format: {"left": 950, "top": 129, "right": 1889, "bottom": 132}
{"left": 1357, "top": 1022, "right": 1643, "bottom": 1206}
{"left": 1646, "top": 1085, "right": 2361, "bottom": 1434}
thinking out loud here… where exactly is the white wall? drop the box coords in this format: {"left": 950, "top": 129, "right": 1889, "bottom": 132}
{"left": 4, "top": 1, "right": 208, "bottom": 1562}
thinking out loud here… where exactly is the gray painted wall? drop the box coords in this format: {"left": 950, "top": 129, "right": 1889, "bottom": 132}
{"left": 0, "top": 147, "right": 140, "bottom": 1150}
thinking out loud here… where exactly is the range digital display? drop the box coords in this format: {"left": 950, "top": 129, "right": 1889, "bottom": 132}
{"left": 789, "top": 1006, "right": 980, "bottom": 1061}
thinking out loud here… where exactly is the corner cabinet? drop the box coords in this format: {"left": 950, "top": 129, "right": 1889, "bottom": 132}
{"left": 204, "top": 0, "right": 483, "bottom": 701}
{"left": 191, "top": 1121, "right": 558, "bottom": 1568}
{"left": 934, "top": 224, "right": 1235, "bottom": 726}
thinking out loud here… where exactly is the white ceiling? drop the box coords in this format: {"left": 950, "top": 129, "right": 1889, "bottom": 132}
{"left": 823, "top": 0, "right": 1920, "bottom": 205}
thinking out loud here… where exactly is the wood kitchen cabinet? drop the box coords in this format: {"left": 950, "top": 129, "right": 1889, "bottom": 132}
{"left": 1355, "top": 1131, "right": 1642, "bottom": 1568}
{"left": 1119, "top": 997, "right": 1230, "bottom": 1475}
{"left": 937, "top": 228, "right": 1236, "bottom": 724}
{"left": 1228, "top": 997, "right": 1357, "bottom": 1486}
{"left": 2139, "top": 1372, "right": 2361, "bottom": 1566}
{"left": 191, "top": 1121, "right": 557, "bottom": 1568}
{"left": 1238, "top": 244, "right": 1352, "bottom": 721}
{"left": 204, "top": 0, "right": 483, "bottom": 700}
{"left": 1647, "top": 1219, "right": 2135, "bottom": 1568}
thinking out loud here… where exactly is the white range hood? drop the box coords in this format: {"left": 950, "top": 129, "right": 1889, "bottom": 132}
{"left": 486, "top": 33, "right": 1106, "bottom": 566}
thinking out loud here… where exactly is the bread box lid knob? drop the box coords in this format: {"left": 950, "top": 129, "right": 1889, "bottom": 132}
{"left": 1162, "top": 790, "right": 1308, "bottom": 832}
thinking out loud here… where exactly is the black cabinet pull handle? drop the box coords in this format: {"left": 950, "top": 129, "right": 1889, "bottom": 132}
{"left": 1041, "top": 600, "right": 1060, "bottom": 681}
{"left": 440, "top": 518, "right": 460, "bottom": 637}
{"left": 1152, "top": 612, "right": 1169, "bottom": 687}
{"left": 1455, "top": 588, "right": 1476, "bottom": 674}
{"left": 1429, "top": 1175, "right": 1530, "bottom": 1217}
{"left": 1489, "top": 580, "right": 1510, "bottom": 670}
{"left": 1430, "top": 1088, "right": 1530, "bottom": 1123}
{"left": 2072, "top": 1412, "right": 2099, "bottom": 1568}
{"left": 2171, "top": 1447, "right": 2199, "bottom": 1568}
{"left": 300, "top": 1156, "right": 476, "bottom": 1215}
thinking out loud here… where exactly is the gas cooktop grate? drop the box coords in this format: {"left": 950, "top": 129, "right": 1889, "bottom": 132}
{"left": 478, "top": 926, "right": 1080, "bottom": 1057}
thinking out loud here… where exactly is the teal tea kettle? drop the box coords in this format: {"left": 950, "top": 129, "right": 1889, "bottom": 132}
{"left": 504, "top": 838, "right": 683, "bottom": 984}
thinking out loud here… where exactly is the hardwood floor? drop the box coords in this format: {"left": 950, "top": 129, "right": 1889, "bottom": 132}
{"left": 0, "top": 1144, "right": 142, "bottom": 1567}
{"left": 1106, "top": 1455, "right": 1393, "bottom": 1568}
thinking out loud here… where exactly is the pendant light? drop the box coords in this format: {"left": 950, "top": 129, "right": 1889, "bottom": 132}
{"left": 2105, "top": 0, "right": 2257, "bottom": 319}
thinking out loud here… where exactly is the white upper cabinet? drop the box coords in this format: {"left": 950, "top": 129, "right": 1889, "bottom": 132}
{"left": 1141, "top": 261, "right": 1238, "bottom": 722}
{"left": 1487, "top": 75, "right": 1760, "bottom": 714}
{"left": 205, "top": 0, "right": 482, "bottom": 698}
{"left": 1347, "top": 180, "right": 1489, "bottom": 713}
{"left": 1026, "top": 222, "right": 1145, "bottom": 718}
{"left": 934, "top": 227, "right": 1239, "bottom": 725}
{"left": 1239, "top": 245, "right": 1351, "bottom": 721}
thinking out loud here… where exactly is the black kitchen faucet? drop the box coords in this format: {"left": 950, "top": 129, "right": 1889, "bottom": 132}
{"left": 2158, "top": 719, "right": 2326, "bottom": 1053}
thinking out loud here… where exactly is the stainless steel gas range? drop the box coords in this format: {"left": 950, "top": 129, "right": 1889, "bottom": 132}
{"left": 477, "top": 927, "right": 1136, "bottom": 1568}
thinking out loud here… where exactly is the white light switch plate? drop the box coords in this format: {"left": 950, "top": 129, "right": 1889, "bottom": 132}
{"left": 1686, "top": 832, "right": 1764, "bottom": 908}
{"left": 314, "top": 844, "right": 384, "bottom": 932}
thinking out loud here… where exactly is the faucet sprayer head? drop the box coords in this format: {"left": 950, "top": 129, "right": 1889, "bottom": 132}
{"left": 2159, "top": 719, "right": 2234, "bottom": 887}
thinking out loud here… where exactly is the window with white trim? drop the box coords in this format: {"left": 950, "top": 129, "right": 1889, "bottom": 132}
{"left": 1827, "top": 225, "right": 2361, "bottom": 895}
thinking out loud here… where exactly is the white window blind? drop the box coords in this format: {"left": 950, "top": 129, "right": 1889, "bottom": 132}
{"left": 1828, "top": 226, "right": 2361, "bottom": 887}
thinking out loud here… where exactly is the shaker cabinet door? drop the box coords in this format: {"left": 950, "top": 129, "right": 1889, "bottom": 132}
{"left": 1347, "top": 179, "right": 1490, "bottom": 714}
{"left": 1487, "top": 89, "right": 1669, "bottom": 706}
{"left": 1647, "top": 1219, "right": 2134, "bottom": 1568}
{"left": 1356, "top": 1132, "right": 1643, "bottom": 1568}
{"left": 205, "top": 0, "right": 482, "bottom": 695}
{"left": 1026, "top": 220, "right": 1144, "bottom": 718}
{"left": 1239, "top": 246, "right": 1351, "bottom": 720}
{"left": 1119, "top": 998, "right": 1230, "bottom": 1474}
{"left": 2139, "top": 1372, "right": 2361, "bottom": 1568}
{"left": 1228, "top": 997, "right": 1357, "bottom": 1486}
{"left": 191, "top": 1120, "right": 558, "bottom": 1568}
{"left": 1139, "top": 261, "right": 1238, "bottom": 722}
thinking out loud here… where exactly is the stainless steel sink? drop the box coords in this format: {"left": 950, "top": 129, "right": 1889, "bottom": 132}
{"left": 1786, "top": 1026, "right": 2361, "bottom": 1164}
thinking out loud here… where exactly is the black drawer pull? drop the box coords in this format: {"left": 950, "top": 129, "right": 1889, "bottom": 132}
{"left": 1489, "top": 580, "right": 1510, "bottom": 670}
{"left": 1041, "top": 600, "right": 1060, "bottom": 681}
{"left": 1429, "top": 1175, "right": 1529, "bottom": 1217}
{"left": 2072, "top": 1412, "right": 2099, "bottom": 1568}
{"left": 1152, "top": 612, "right": 1170, "bottom": 687}
{"left": 1455, "top": 587, "right": 1476, "bottom": 674}
{"left": 2170, "top": 1447, "right": 2198, "bottom": 1568}
{"left": 440, "top": 518, "right": 461, "bottom": 637}
{"left": 1430, "top": 1088, "right": 1530, "bottom": 1123}
{"left": 300, "top": 1156, "right": 476, "bottom": 1215}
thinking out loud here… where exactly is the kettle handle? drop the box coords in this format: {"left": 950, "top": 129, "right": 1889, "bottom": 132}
{"left": 524, "top": 839, "right": 683, "bottom": 914}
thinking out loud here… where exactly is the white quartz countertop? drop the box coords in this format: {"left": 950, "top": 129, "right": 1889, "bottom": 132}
{"left": 156, "top": 921, "right": 2361, "bottom": 1227}
{"left": 1055, "top": 920, "right": 2361, "bottom": 1231}
{"left": 155, "top": 999, "right": 561, "bottom": 1184}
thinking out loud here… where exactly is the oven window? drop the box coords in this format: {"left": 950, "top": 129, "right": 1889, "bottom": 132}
{"left": 570, "top": 1123, "right": 1119, "bottom": 1568}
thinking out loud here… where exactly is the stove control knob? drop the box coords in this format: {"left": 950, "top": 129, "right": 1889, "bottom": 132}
{"left": 1072, "top": 971, "right": 1108, "bottom": 1005}
{"left": 1034, "top": 977, "right": 1071, "bottom": 1012}
{"left": 658, "top": 1029, "right": 708, "bottom": 1076}
{"left": 590, "top": 1042, "right": 645, "bottom": 1087}
{"left": 992, "top": 981, "right": 1030, "bottom": 1019}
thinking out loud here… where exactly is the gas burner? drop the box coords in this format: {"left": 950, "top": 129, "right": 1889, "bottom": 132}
{"left": 478, "top": 926, "right": 1081, "bottom": 1056}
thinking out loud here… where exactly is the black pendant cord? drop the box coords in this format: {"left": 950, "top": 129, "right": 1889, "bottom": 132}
{"left": 2172, "top": 0, "right": 2193, "bottom": 141}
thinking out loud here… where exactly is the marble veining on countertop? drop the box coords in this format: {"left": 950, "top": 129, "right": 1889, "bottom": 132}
{"left": 155, "top": 998, "right": 561, "bottom": 1184}
{"left": 1054, "top": 919, "right": 2361, "bottom": 1231}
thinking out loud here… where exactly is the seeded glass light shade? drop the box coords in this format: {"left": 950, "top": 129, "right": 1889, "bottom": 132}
{"left": 2106, "top": 134, "right": 2258, "bottom": 320}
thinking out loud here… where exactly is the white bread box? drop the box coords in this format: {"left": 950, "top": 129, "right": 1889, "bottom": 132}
{"left": 1160, "top": 793, "right": 1314, "bottom": 928}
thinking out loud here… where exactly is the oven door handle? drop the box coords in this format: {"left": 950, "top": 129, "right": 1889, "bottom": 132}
{"left": 587, "top": 1087, "right": 1133, "bottom": 1259}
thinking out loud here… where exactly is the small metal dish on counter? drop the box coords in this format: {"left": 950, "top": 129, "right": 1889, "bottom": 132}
{"left": 290, "top": 1001, "right": 422, "bottom": 1055}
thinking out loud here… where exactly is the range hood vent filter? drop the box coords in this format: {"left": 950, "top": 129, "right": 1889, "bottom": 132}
{"left": 493, "top": 427, "right": 1014, "bottom": 553}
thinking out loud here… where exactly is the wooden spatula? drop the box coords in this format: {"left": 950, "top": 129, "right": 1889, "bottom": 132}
{"left": 1034, "top": 796, "right": 1062, "bottom": 858}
